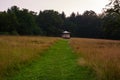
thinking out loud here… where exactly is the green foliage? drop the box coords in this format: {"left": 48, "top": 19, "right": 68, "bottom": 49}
{"left": 64, "top": 11, "right": 103, "bottom": 38}
{"left": 0, "top": 4, "right": 120, "bottom": 39}
{"left": 102, "top": 0, "right": 120, "bottom": 39}
{"left": 0, "top": 6, "right": 104, "bottom": 38}
{"left": 0, "top": 11, "right": 18, "bottom": 34}
{"left": 0, "top": 6, "right": 42, "bottom": 35}
{"left": 102, "top": 12, "right": 120, "bottom": 39}
{"left": 37, "top": 10, "right": 63, "bottom": 36}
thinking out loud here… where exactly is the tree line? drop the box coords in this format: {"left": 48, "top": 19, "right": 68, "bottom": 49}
{"left": 0, "top": 0, "right": 120, "bottom": 39}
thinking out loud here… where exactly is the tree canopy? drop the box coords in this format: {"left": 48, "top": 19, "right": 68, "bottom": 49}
{"left": 102, "top": 0, "right": 120, "bottom": 39}
{"left": 0, "top": 2, "right": 120, "bottom": 39}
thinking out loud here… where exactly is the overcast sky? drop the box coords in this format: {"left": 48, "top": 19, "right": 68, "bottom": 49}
{"left": 0, "top": 0, "right": 109, "bottom": 16}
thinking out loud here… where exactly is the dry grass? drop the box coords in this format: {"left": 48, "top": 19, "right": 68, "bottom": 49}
{"left": 0, "top": 36, "right": 59, "bottom": 79}
{"left": 70, "top": 38, "right": 120, "bottom": 80}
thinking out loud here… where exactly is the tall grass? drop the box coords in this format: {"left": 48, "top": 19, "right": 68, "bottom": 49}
{"left": 0, "top": 36, "right": 59, "bottom": 80}
{"left": 70, "top": 38, "right": 120, "bottom": 80}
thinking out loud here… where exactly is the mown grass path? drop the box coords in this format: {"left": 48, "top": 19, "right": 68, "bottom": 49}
{"left": 8, "top": 39, "right": 95, "bottom": 80}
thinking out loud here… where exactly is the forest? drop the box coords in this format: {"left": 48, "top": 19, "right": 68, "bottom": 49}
{"left": 0, "top": 0, "right": 120, "bottom": 39}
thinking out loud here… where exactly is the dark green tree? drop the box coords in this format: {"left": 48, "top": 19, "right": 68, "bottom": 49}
{"left": 65, "top": 10, "right": 102, "bottom": 38}
{"left": 7, "top": 6, "right": 42, "bottom": 35}
{"left": 37, "top": 10, "right": 63, "bottom": 36}
{"left": 0, "top": 11, "right": 19, "bottom": 35}
{"left": 102, "top": 0, "right": 120, "bottom": 39}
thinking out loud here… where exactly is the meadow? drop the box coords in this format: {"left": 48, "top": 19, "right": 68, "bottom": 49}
{"left": 70, "top": 38, "right": 120, "bottom": 80}
{"left": 1, "top": 36, "right": 120, "bottom": 80}
{"left": 0, "top": 36, "right": 59, "bottom": 80}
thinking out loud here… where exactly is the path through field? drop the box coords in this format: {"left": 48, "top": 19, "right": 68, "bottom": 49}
{"left": 8, "top": 40, "right": 95, "bottom": 80}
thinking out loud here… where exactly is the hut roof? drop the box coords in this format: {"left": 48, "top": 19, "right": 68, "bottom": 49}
{"left": 62, "top": 31, "right": 70, "bottom": 34}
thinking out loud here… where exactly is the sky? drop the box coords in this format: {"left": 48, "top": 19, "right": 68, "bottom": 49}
{"left": 0, "top": 0, "right": 109, "bottom": 16}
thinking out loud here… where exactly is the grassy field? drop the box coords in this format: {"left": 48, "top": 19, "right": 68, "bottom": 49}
{"left": 7, "top": 39, "right": 95, "bottom": 80}
{"left": 1, "top": 36, "right": 120, "bottom": 80}
{"left": 0, "top": 36, "right": 59, "bottom": 80}
{"left": 70, "top": 38, "right": 120, "bottom": 80}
